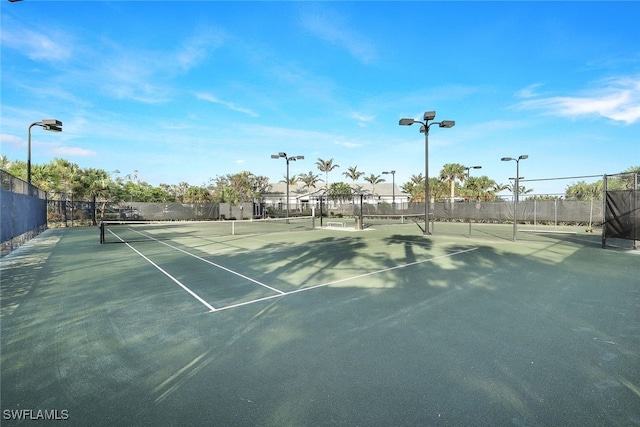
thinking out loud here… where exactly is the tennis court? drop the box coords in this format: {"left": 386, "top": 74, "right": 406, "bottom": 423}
{"left": 1, "top": 221, "right": 639, "bottom": 426}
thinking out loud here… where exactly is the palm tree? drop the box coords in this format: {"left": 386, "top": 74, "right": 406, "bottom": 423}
{"left": 439, "top": 163, "right": 466, "bottom": 203}
{"left": 465, "top": 175, "right": 498, "bottom": 201}
{"left": 428, "top": 177, "right": 448, "bottom": 203}
{"left": 281, "top": 174, "right": 299, "bottom": 185}
{"left": 299, "top": 171, "right": 322, "bottom": 192}
{"left": 78, "top": 167, "right": 111, "bottom": 224}
{"left": 363, "top": 173, "right": 385, "bottom": 199}
{"left": 316, "top": 158, "right": 340, "bottom": 188}
{"left": 401, "top": 174, "right": 425, "bottom": 203}
{"left": 343, "top": 166, "right": 364, "bottom": 183}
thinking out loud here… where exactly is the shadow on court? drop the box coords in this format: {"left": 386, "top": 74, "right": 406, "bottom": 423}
{"left": 1, "top": 226, "right": 639, "bottom": 426}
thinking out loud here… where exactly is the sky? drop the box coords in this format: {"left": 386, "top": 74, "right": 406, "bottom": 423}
{"left": 1, "top": 1, "right": 639, "bottom": 196}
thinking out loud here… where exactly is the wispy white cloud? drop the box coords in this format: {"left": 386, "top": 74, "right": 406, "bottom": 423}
{"left": 514, "top": 83, "right": 544, "bottom": 99}
{"left": 516, "top": 76, "right": 640, "bottom": 124}
{"left": 350, "top": 112, "right": 375, "bottom": 127}
{"left": 334, "top": 140, "right": 362, "bottom": 149}
{"left": 0, "top": 134, "right": 23, "bottom": 148}
{"left": 49, "top": 146, "right": 96, "bottom": 157}
{"left": 300, "top": 8, "right": 377, "bottom": 64}
{"left": 196, "top": 93, "right": 259, "bottom": 117}
{"left": 176, "top": 27, "right": 227, "bottom": 72}
{"left": 0, "top": 17, "right": 73, "bottom": 62}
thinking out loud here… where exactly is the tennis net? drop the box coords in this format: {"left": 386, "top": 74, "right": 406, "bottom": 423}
{"left": 99, "top": 216, "right": 316, "bottom": 244}
{"left": 360, "top": 214, "right": 424, "bottom": 228}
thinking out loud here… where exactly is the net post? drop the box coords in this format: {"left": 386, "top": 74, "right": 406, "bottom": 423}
{"left": 232, "top": 220, "right": 235, "bottom": 236}
{"left": 602, "top": 174, "right": 607, "bottom": 249}
{"left": 99, "top": 221, "right": 104, "bottom": 244}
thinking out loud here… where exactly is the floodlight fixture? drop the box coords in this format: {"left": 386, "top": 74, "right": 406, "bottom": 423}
{"left": 501, "top": 154, "right": 529, "bottom": 241}
{"left": 464, "top": 165, "right": 482, "bottom": 237}
{"left": 423, "top": 111, "right": 436, "bottom": 121}
{"left": 41, "top": 119, "right": 62, "bottom": 127}
{"left": 271, "top": 152, "right": 304, "bottom": 220}
{"left": 27, "top": 118, "right": 63, "bottom": 184}
{"left": 398, "top": 110, "right": 455, "bottom": 235}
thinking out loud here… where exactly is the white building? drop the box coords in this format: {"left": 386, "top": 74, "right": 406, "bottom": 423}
{"left": 261, "top": 182, "right": 410, "bottom": 213}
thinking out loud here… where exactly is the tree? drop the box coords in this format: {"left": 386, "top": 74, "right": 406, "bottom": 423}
{"left": 299, "top": 171, "right": 322, "bottom": 192}
{"left": 327, "top": 182, "right": 352, "bottom": 204}
{"left": 316, "top": 158, "right": 340, "bottom": 188}
{"left": 281, "top": 174, "right": 299, "bottom": 185}
{"left": 464, "top": 175, "right": 498, "bottom": 201}
{"left": 363, "top": 173, "right": 385, "bottom": 199}
{"left": 342, "top": 166, "right": 365, "bottom": 182}
{"left": 78, "top": 168, "right": 111, "bottom": 224}
{"left": 428, "top": 177, "right": 448, "bottom": 202}
{"left": 401, "top": 174, "right": 425, "bottom": 203}
{"left": 439, "top": 163, "right": 466, "bottom": 202}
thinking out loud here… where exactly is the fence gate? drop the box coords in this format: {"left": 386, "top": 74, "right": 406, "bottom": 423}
{"left": 602, "top": 173, "right": 639, "bottom": 249}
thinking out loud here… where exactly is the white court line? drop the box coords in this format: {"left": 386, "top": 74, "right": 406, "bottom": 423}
{"left": 108, "top": 230, "right": 217, "bottom": 312}
{"left": 213, "top": 246, "right": 478, "bottom": 312}
{"left": 128, "top": 228, "right": 285, "bottom": 295}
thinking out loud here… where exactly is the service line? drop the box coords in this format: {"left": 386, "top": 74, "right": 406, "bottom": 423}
{"left": 129, "top": 228, "right": 285, "bottom": 296}
{"left": 109, "top": 230, "right": 217, "bottom": 312}
{"left": 213, "top": 246, "right": 478, "bottom": 312}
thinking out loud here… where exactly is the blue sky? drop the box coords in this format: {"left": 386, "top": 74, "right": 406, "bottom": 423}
{"left": 1, "top": 1, "right": 639, "bottom": 196}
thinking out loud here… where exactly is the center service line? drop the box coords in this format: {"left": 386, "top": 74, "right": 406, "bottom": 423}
{"left": 109, "top": 230, "right": 217, "bottom": 312}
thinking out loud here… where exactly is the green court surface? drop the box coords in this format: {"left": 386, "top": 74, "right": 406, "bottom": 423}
{"left": 1, "top": 222, "right": 639, "bottom": 426}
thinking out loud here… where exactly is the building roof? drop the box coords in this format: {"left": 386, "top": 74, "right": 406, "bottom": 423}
{"left": 263, "top": 182, "right": 407, "bottom": 198}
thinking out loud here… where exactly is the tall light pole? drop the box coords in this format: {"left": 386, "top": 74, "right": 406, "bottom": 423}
{"left": 464, "top": 165, "right": 482, "bottom": 237}
{"left": 399, "top": 111, "right": 455, "bottom": 235}
{"left": 271, "top": 152, "right": 304, "bottom": 221}
{"left": 382, "top": 170, "right": 396, "bottom": 211}
{"left": 28, "top": 119, "right": 63, "bottom": 184}
{"left": 501, "top": 155, "right": 528, "bottom": 241}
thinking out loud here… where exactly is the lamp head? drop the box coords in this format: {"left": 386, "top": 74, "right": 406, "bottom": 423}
{"left": 271, "top": 155, "right": 280, "bottom": 159}
{"left": 278, "top": 152, "right": 286, "bottom": 157}
{"left": 439, "top": 120, "right": 455, "bottom": 128}
{"left": 399, "top": 118, "right": 415, "bottom": 126}
{"left": 296, "top": 155, "right": 304, "bottom": 160}
{"left": 423, "top": 111, "right": 436, "bottom": 121}
{"left": 41, "top": 119, "right": 62, "bottom": 127}
{"left": 501, "top": 157, "right": 514, "bottom": 162}
{"left": 519, "top": 154, "right": 529, "bottom": 160}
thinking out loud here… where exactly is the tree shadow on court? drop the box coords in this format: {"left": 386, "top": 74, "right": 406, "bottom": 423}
{"left": 3, "top": 227, "right": 639, "bottom": 426}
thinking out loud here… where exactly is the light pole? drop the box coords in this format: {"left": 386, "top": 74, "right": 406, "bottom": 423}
{"left": 382, "top": 170, "right": 396, "bottom": 211}
{"left": 28, "top": 119, "right": 63, "bottom": 184}
{"left": 464, "top": 165, "right": 482, "bottom": 237}
{"left": 399, "top": 111, "right": 455, "bottom": 235}
{"left": 271, "top": 152, "right": 304, "bottom": 221}
{"left": 501, "top": 155, "right": 528, "bottom": 241}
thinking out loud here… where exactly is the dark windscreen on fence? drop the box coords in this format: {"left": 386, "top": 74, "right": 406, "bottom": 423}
{"left": 1, "top": 170, "right": 48, "bottom": 255}
{"left": 604, "top": 190, "right": 640, "bottom": 241}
